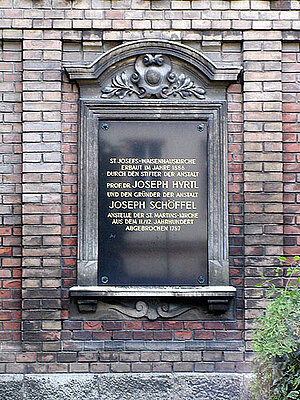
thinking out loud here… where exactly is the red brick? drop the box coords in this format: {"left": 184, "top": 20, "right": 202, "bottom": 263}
{"left": 102, "top": 321, "right": 122, "bottom": 330}
{"left": 83, "top": 321, "right": 101, "bottom": 330}
{"left": 3, "top": 280, "right": 21, "bottom": 288}
{"left": 0, "top": 248, "right": 12, "bottom": 256}
{"left": 92, "top": 332, "right": 112, "bottom": 340}
{"left": 174, "top": 331, "right": 192, "bottom": 340}
{"left": 144, "top": 321, "right": 162, "bottom": 330}
{"left": 183, "top": 322, "right": 203, "bottom": 330}
{"left": 0, "top": 312, "right": 11, "bottom": 320}
{"left": 204, "top": 322, "right": 224, "bottom": 330}
{"left": 133, "top": 331, "right": 152, "bottom": 340}
{"left": 112, "top": 331, "right": 132, "bottom": 340}
{"left": 123, "top": 321, "right": 142, "bottom": 330}
{"left": 16, "top": 353, "right": 36, "bottom": 363}
{"left": 3, "top": 322, "right": 20, "bottom": 330}
{"left": 215, "top": 331, "right": 243, "bottom": 340}
{"left": 194, "top": 331, "right": 214, "bottom": 340}
{"left": 0, "top": 290, "right": 11, "bottom": 299}
{"left": 153, "top": 331, "right": 172, "bottom": 340}
{"left": 0, "top": 228, "right": 12, "bottom": 235}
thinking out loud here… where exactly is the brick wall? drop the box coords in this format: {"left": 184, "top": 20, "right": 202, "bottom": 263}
{"left": 283, "top": 42, "right": 300, "bottom": 257}
{"left": 0, "top": 41, "right": 22, "bottom": 364}
{"left": 0, "top": 0, "right": 299, "bottom": 376}
{"left": 21, "top": 34, "right": 63, "bottom": 363}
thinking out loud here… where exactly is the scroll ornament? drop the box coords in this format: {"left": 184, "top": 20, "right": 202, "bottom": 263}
{"left": 101, "top": 54, "right": 206, "bottom": 100}
{"left": 108, "top": 299, "right": 195, "bottom": 321}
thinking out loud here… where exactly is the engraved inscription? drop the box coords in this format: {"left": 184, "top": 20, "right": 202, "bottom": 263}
{"left": 99, "top": 120, "right": 207, "bottom": 286}
{"left": 105, "top": 157, "right": 200, "bottom": 230}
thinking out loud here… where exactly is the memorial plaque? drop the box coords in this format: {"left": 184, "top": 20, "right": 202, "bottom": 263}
{"left": 98, "top": 120, "right": 207, "bottom": 286}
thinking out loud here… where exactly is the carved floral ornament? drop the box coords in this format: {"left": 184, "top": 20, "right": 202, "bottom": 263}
{"left": 75, "top": 296, "right": 232, "bottom": 319}
{"left": 108, "top": 300, "right": 194, "bottom": 321}
{"left": 101, "top": 53, "right": 206, "bottom": 100}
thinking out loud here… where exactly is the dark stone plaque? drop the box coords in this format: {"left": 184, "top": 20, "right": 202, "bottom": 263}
{"left": 98, "top": 120, "right": 207, "bottom": 286}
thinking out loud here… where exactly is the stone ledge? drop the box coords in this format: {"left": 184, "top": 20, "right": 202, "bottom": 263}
{"left": 69, "top": 286, "right": 236, "bottom": 317}
{"left": 69, "top": 285, "right": 236, "bottom": 298}
{"left": 0, "top": 373, "right": 252, "bottom": 400}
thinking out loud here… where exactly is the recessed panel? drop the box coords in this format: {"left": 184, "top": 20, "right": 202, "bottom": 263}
{"left": 98, "top": 120, "right": 207, "bottom": 286}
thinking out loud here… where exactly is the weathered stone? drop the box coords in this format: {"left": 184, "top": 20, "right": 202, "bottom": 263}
{"left": 23, "top": 374, "right": 99, "bottom": 400}
{"left": 0, "top": 375, "right": 23, "bottom": 400}
{"left": 0, "top": 373, "right": 253, "bottom": 400}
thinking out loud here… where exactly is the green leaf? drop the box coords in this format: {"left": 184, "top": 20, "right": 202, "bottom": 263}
{"left": 278, "top": 256, "right": 287, "bottom": 262}
{"left": 287, "top": 391, "right": 300, "bottom": 399}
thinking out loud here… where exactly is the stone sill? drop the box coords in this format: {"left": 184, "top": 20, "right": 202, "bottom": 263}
{"left": 69, "top": 285, "right": 236, "bottom": 298}
{"left": 70, "top": 286, "right": 236, "bottom": 315}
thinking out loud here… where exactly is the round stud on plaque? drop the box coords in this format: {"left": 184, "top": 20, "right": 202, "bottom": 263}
{"left": 101, "top": 123, "right": 109, "bottom": 131}
{"left": 197, "top": 124, "right": 205, "bottom": 132}
{"left": 101, "top": 276, "right": 109, "bottom": 284}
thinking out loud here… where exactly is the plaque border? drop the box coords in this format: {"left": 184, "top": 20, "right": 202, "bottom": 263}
{"left": 64, "top": 40, "right": 242, "bottom": 316}
{"left": 76, "top": 101, "right": 229, "bottom": 287}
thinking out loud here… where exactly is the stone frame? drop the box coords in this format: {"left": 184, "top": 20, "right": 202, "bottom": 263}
{"left": 65, "top": 40, "right": 241, "bottom": 319}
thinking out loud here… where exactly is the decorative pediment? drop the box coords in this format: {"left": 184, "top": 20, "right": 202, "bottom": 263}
{"left": 101, "top": 53, "right": 206, "bottom": 100}
{"left": 64, "top": 39, "right": 242, "bottom": 86}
